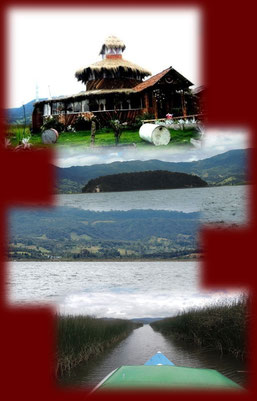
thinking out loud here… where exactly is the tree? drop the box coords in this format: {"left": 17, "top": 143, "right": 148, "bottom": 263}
{"left": 109, "top": 119, "right": 127, "bottom": 145}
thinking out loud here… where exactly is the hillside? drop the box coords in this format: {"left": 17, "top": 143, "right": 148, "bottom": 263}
{"left": 9, "top": 208, "right": 200, "bottom": 261}
{"left": 82, "top": 171, "right": 208, "bottom": 193}
{"left": 55, "top": 148, "right": 248, "bottom": 193}
{"left": 6, "top": 98, "right": 46, "bottom": 124}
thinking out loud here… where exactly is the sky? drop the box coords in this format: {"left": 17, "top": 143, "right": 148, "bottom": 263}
{"left": 55, "top": 128, "right": 249, "bottom": 168}
{"left": 7, "top": 6, "right": 201, "bottom": 108}
{"left": 59, "top": 289, "right": 242, "bottom": 319}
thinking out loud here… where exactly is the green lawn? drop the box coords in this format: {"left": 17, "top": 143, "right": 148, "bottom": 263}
{"left": 7, "top": 125, "right": 200, "bottom": 148}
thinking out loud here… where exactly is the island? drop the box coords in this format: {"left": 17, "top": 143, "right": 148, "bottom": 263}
{"left": 82, "top": 170, "right": 208, "bottom": 193}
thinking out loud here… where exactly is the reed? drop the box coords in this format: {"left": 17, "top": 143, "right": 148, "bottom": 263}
{"left": 57, "top": 315, "right": 137, "bottom": 376}
{"left": 151, "top": 297, "right": 248, "bottom": 360}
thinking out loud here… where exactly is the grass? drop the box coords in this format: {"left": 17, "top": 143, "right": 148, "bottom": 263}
{"left": 7, "top": 125, "right": 200, "bottom": 147}
{"left": 57, "top": 315, "right": 139, "bottom": 376}
{"left": 7, "top": 125, "right": 31, "bottom": 144}
{"left": 151, "top": 297, "right": 248, "bottom": 360}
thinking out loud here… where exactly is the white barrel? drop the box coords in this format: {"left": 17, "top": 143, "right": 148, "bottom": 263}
{"left": 41, "top": 128, "right": 59, "bottom": 144}
{"left": 139, "top": 124, "right": 170, "bottom": 146}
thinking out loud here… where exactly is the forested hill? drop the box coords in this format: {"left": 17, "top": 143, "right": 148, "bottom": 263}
{"left": 6, "top": 99, "right": 46, "bottom": 124}
{"left": 9, "top": 208, "right": 200, "bottom": 260}
{"left": 55, "top": 148, "right": 248, "bottom": 193}
{"left": 82, "top": 171, "right": 208, "bottom": 193}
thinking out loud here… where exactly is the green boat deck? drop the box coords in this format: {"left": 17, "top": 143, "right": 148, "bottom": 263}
{"left": 98, "top": 365, "right": 242, "bottom": 390}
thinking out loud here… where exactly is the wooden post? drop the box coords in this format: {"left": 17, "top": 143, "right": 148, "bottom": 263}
{"left": 181, "top": 90, "right": 187, "bottom": 117}
{"left": 144, "top": 93, "right": 149, "bottom": 113}
{"left": 91, "top": 120, "right": 96, "bottom": 146}
{"left": 152, "top": 96, "right": 158, "bottom": 119}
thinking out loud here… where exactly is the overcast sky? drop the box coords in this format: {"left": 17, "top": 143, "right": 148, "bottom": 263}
{"left": 55, "top": 128, "right": 249, "bottom": 168}
{"left": 59, "top": 289, "right": 241, "bottom": 319}
{"left": 7, "top": 6, "right": 201, "bottom": 108}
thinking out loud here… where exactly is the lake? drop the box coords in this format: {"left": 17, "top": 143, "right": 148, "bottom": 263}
{"left": 8, "top": 260, "right": 240, "bottom": 318}
{"left": 7, "top": 185, "right": 248, "bottom": 389}
{"left": 8, "top": 260, "right": 245, "bottom": 388}
{"left": 56, "top": 185, "right": 249, "bottom": 224}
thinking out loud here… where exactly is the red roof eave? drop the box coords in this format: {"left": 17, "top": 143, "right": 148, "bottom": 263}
{"left": 133, "top": 67, "right": 193, "bottom": 93}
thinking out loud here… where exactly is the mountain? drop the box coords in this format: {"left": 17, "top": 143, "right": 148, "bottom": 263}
{"left": 7, "top": 97, "right": 64, "bottom": 124}
{"left": 82, "top": 171, "right": 208, "bottom": 193}
{"left": 6, "top": 99, "right": 46, "bottom": 124}
{"left": 55, "top": 148, "right": 249, "bottom": 193}
{"left": 130, "top": 318, "right": 163, "bottom": 324}
{"left": 9, "top": 207, "right": 200, "bottom": 261}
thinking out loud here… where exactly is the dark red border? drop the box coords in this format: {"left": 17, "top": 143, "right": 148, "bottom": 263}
{"left": 1, "top": 1, "right": 256, "bottom": 400}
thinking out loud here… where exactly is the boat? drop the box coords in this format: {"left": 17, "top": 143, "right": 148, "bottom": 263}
{"left": 92, "top": 351, "right": 243, "bottom": 391}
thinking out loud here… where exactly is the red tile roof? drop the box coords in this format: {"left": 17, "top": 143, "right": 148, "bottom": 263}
{"left": 133, "top": 66, "right": 193, "bottom": 93}
{"left": 133, "top": 68, "right": 171, "bottom": 92}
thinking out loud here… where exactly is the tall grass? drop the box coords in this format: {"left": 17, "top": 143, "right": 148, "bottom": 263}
{"left": 151, "top": 297, "right": 248, "bottom": 360}
{"left": 7, "top": 124, "right": 31, "bottom": 145}
{"left": 57, "top": 315, "right": 138, "bottom": 376}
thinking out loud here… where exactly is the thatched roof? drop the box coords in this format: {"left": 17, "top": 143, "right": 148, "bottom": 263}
{"left": 75, "top": 58, "right": 151, "bottom": 83}
{"left": 72, "top": 88, "right": 134, "bottom": 97}
{"left": 34, "top": 89, "right": 135, "bottom": 105}
{"left": 99, "top": 35, "right": 126, "bottom": 55}
{"left": 35, "top": 66, "right": 192, "bottom": 107}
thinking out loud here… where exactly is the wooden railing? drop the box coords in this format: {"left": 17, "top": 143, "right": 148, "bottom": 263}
{"left": 142, "top": 114, "right": 205, "bottom": 123}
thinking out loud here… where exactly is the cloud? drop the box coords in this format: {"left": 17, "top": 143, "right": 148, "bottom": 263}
{"left": 8, "top": 7, "right": 200, "bottom": 108}
{"left": 202, "top": 129, "right": 249, "bottom": 154}
{"left": 58, "top": 290, "right": 242, "bottom": 319}
{"left": 55, "top": 129, "right": 248, "bottom": 168}
{"left": 9, "top": 260, "right": 244, "bottom": 319}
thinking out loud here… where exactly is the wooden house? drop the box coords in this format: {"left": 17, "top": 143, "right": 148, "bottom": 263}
{"left": 32, "top": 36, "right": 196, "bottom": 131}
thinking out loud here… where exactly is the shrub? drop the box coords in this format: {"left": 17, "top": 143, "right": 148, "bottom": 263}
{"left": 72, "top": 114, "right": 92, "bottom": 131}
{"left": 41, "top": 116, "right": 65, "bottom": 133}
{"left": 126, "top": 112, "right": 155, "bottom": 130}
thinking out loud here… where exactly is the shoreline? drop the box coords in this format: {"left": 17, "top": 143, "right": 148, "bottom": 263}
{"left": 151, "top": 297, "right": 247, "bottom": 361}
{"left": 57, "top": 315, "right": 139, "bottom": 377}
{"left": 10, "top": 255, "right": 202, "bottom": 263}
{"left": 56, "top": 182, "right": 249, "bottom": 195}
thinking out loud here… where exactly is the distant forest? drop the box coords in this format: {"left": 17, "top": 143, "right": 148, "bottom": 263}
{"left": 55, "top": 148, "right": 248, "bottom": 194}
{"left": 9, "top": 208, "right": 200, "bottom": 261}
{"left": 82, "top": 170, "right": 207, "bottom": 193}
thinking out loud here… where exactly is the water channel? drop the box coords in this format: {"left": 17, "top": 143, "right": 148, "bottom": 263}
{"left": 59, "top": 324, "right": 247, "bottom": 389}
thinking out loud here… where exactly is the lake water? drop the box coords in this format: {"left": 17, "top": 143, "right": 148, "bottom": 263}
{"left": 59, "top": 324, "right": 247, "bottom": 388}
{"left": 56, "top": 185, "right": 249, "bottom": 224}
{"left": 8, "top": 185, "right": 248, "bottom": 389}
{"left": 8, "top": 260, "right": 240, "bottom": 318}
{"left": 8, "top": 260, "right": 246, "bottom": 388}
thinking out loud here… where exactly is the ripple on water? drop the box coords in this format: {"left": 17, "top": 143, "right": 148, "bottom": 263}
{"left": 56, "top": 186, "right": 248, "bottom": 225}
{"left": 59, "top": 325, "right": 247, "bottom": 389}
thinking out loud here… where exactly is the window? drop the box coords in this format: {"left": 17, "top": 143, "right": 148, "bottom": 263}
{"left": 122, "top": 99, "right": 130, "bottom": 109}
{"left": 43, "top": 104, "right": 51, "bottom": 116}
{"left": 73, "top": 102, "right": 82, "bottom": 113}
{"left": 51, "top": 103, "right": 57, "bottom": 115}
{"left": 131, "top": 97, "right": 141, "bottom": 109}
{"left": 89, "top": 100, "right": 98, "bottom": 111}
{"left": 56, "top": 102, "right": 65, "bottom": 114}
{"left": 106, "top": 98, "right": 114, "bottom": 110}
{"left": 82, "top": 100, "right": 89, "bottom": 112}
{"left": 66, "top": 102, "right": 73, "bottom": 113}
